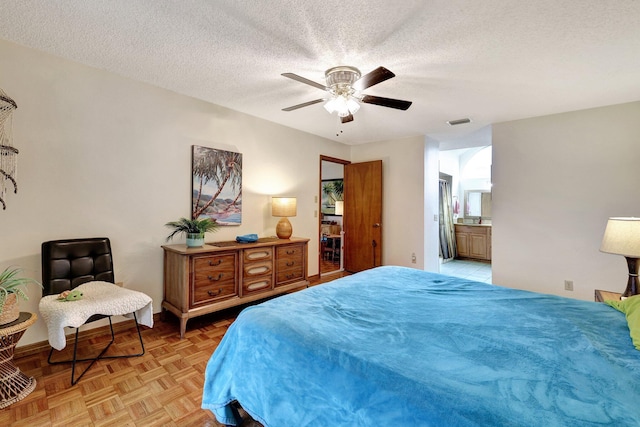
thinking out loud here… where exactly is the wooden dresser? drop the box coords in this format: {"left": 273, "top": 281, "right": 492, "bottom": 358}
{"left": 162, "top": 237, "right": 309, "bottom": 338}
{"left": 454, "top": 224, "right": 492, "bottom": 261}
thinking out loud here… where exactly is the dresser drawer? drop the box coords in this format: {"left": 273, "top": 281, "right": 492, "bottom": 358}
{"left": 243, "top": 247, "right": 272, "bottom": 262}
{"left": 194, "top": 254, "right": 237, "bottom": 277}
{"left": 276, "top": 268, "right": 303, "bottom": 285}
{"left": 276, "top": 255, "right": 304, "bottom": 271}
{"left": 192, "top": 280, "right": 237, "bottom": 307}
{"left": 276, "top": 244, "right": 304, "bottom": 260}
{"left": 242, "top": 275, "right": 273, "bottom": 295}
{"left": 243, "top": 261, "right": 272, "bottom": 278}
{"left": 191, "top": 254, "right": 237, "bottom": 306}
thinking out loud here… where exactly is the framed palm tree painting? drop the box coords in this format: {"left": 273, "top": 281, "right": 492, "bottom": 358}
{"left": 321, "top": 179, "right": 343, "bottom": 215}
{"left": 191, "top": 145, "right": 242, "bottom": 225}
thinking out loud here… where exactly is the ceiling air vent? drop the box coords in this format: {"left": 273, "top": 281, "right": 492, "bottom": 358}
{"left": 447, "top": 118, "right": 471, "bottom": 126}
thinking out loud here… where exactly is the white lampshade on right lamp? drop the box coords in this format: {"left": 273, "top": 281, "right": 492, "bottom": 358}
{"left": 600, "top": 217, "right": 640, "bottom": 297}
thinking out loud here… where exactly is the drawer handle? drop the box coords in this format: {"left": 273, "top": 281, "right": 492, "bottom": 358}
{"left": 286, "top": 261, "right": 295, "bottom": 267}
{"left": 208, "top": 273, "right": 223, "bottom": 281}
{"left": 286, "top": 273, "right": 294, "bottom": 279}
{"left": 286, "top": 250, "right": 295, "bottom": 255}
{"left": 208, "top": 289, "right": 222, "bottom": 297}
{"left": 209, "top": 259, "right": 222, "bottom": 266}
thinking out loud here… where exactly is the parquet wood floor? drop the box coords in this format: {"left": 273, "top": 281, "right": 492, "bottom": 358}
{"left": 4, "top": 273, "right": 349, "bottom": 426}
{"left": 320, "top": 257, "right": 341, "bottom": 275}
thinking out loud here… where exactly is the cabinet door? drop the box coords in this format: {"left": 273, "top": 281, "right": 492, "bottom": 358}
{"left": 456, "top": 232, "right": 469, "bottom": 257}
{"left": 469, "top": 234, "right": 488, "bottom": 259}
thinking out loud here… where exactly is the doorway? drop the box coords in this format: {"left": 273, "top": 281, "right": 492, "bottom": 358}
{"left": 438, "top": 146, "right": 493, "bottom": 281}
{"left": 319, "top": 156, "right": 349, "bottom": 275}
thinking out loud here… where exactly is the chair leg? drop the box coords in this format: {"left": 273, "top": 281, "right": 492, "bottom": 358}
{"left": 47, "top": 313, "right": 146, "bottom": 386}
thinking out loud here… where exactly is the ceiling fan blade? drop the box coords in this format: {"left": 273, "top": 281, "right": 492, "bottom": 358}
{"left": 361, "top": 95, "right": 412, "bottom": 110}
{"left": 282, "top": 99, "right": 325, "bottom": 112}
{"left": 353, "top": 66, "right": 395, "bottom": 91}
{"left": 281, "top": 73, "right": 328, "bottom": 91}
{"left": 341, "top": 114, "right": 354, "bottom": 124}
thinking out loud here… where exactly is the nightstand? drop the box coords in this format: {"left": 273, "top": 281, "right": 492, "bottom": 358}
{"left": 594, "top": 289, "right": 622, "bottom": 302}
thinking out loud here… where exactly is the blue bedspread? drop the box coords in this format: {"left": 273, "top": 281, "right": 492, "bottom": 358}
{"left": 202, "top": 266, "right": 640, "bottom": 426}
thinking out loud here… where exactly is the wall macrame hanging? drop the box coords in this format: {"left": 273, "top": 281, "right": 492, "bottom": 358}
{"left": 0, "top": 88, "right": 18, "bottom": 210}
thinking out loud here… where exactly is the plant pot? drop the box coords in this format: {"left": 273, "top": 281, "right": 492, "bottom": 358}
{"left": 0, "top": 293, "right": 19, "bottom": 325}
{"left": 186, "top": 232, "right": 205, "bottom": 248}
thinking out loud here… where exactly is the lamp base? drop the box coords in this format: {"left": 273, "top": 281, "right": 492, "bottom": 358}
{"left": 276, "top": 217, "right": 292, "bottom": 239}
{"left": 623, "top": 256, "right": 639, "bottom": 297}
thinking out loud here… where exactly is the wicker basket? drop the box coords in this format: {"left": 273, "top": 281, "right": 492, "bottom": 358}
{"left": 0, "top": 293, "right": 19, "bottom": 325}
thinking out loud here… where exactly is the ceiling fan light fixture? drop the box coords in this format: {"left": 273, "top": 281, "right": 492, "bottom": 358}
{"left": 324, "top": 95, "right": 360, "bottom": 117}
{"left": 282, "top": 65, "right": 412, "bottom": 123}
{"left": 346, "top": 98, "right": 360, "bottom": 114}
{"left": 324, "top": 98, "right": 338, "bottom": 114}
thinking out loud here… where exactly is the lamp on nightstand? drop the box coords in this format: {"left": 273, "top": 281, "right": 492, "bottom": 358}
{"left": 600, "top": 217, "right": 640, "bottom": 297}
{"left": 272, "top": 197, "right": 297, "bottom": 239}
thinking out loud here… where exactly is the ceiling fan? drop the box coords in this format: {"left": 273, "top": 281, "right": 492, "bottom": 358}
{"left": 281, "top": 66, "right": 412, "bottom": 123}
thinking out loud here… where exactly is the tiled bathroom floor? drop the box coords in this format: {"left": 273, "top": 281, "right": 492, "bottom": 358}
{"left": 440, "top": 259, "right": 492, "bottom": 284}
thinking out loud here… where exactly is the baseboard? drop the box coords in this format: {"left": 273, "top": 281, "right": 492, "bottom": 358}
{"left": 15, "top": 312, "right": 162, "bottom": 359}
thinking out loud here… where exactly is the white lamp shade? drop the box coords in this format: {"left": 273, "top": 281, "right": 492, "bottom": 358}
{"left": 324, "top": 95, "right": 360, "bottom": 117}
{"left": 346, "top": 98, "right": 360, "bottom": 114}
{"left": 272, "top": 197, "right": 297, "bottom": 217}
{"left": 334, "top": 200, "right": 344, "bottom": 216}
{"left": 600, "top": 217, "right": 640, "bottom": 257}
{"left": 324, "top": 98, "right": 337, "bottom": 114}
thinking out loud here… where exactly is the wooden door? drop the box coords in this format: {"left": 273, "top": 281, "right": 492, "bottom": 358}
{"left": 344, "top": 160, "right": 383, "bottom": 273}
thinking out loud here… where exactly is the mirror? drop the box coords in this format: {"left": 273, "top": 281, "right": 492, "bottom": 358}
{"left": 464, "top": 190, "right": 491, "bottom": 219}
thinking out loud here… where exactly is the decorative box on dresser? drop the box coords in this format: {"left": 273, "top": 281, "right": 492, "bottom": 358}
{"left": 162, "top": 237, "right": 309, "bottom": 338}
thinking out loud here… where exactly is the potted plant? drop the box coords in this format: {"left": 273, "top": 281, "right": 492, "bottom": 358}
{"left": 165, "top": 217, "right": 220, "bottom": 247}
{"left": 0, "top": 266, "right": 41, "bottom": 325}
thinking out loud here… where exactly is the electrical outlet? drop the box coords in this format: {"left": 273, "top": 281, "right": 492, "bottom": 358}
{"left": 564, "top": 280, "right": 573, "bottom": 291}
{"left": 411, "top": 253, "right": 416, "bottom": 264}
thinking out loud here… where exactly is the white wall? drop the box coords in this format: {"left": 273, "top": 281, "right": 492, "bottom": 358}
{"left": 423, "top": 137, "right": 441, "bottom": 271}
{"left": 0, "top": 39, "right": 350, "bottom": 346}
{"left": 350, "top": 135, "right": 438, "bottom": 270}
{"left": 492, "top": 101, "right": 640, "bottom": 301}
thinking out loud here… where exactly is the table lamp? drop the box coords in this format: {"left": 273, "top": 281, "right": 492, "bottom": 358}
{"left": 600, "top": 217, "right": 640, "bottom": 297}
{"left": 272, "top": 197, "right": 297, "bottom": 239}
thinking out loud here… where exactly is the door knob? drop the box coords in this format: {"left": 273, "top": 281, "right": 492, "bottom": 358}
{"left": 373, "top": 223, "right": 381, "bottom": 228}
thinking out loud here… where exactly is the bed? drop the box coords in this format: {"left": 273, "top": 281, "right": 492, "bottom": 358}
{"left": 202, "top": 266, "right": 640, "bottom": 426}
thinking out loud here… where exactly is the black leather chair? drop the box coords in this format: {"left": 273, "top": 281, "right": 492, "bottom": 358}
{"left": 41, "top": 237, "right": 145, "bottom": 385}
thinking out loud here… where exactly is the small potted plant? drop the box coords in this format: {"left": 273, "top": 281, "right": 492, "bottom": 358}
{"left": 0, "top": 266, "right": 41, "bottom": 325}
{"left": 165, "top": 217, "right": 220, "bottom": 247}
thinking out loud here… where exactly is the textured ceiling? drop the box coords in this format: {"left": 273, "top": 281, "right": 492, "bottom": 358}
{"left": 1, "top": 0, "right": 640, "bottom": 145}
